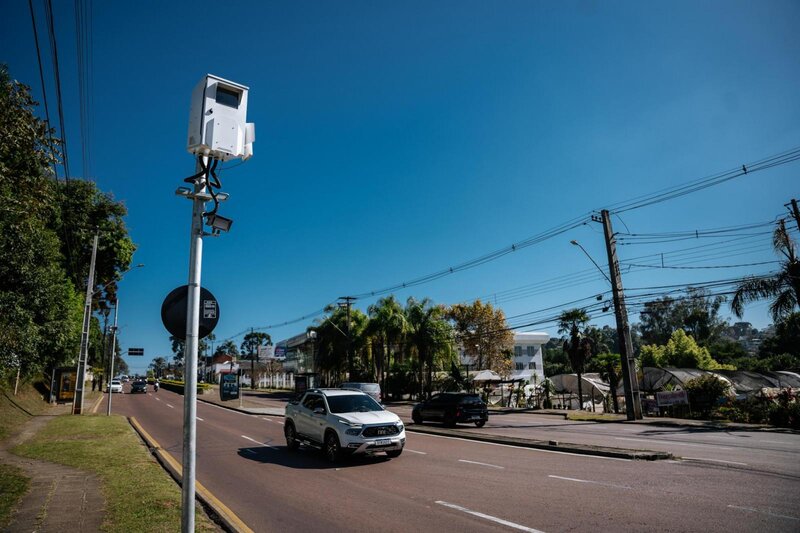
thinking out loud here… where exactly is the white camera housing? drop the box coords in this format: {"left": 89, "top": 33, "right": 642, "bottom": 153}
{"left": 187, "top": 74, "right": 254, "bottom": 161}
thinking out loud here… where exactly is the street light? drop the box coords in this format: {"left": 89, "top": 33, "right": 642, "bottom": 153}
{"left": 570, "top": 240, "right": 612, "bottom": 285}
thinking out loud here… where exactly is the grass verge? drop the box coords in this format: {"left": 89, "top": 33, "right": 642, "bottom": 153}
{"left": 0, "top": 463, "right": 29, "bottom": 528}
{"left": 566, "top": 412, "right": 626, "bottom": 422}
{"left": 0, "top": 382, "right": 51, "bottom": 441}
{"left": 12, "top": 415, "right": 217, "bottom": 532}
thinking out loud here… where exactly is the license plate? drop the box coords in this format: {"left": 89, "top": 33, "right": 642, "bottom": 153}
{"left": 374, "top": 439, "right": 392, "bottom": 446}
{"left": 467, "top": 415, "right": 479, "bottom": 421}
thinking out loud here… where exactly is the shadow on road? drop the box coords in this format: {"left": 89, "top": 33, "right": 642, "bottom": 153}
{"left": 236, "top": 446, "right": 393, "bottom": 470}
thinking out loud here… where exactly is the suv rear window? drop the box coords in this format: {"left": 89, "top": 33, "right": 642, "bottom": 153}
{"left": 460, "top": 396, "right": 484, "bottom": 406}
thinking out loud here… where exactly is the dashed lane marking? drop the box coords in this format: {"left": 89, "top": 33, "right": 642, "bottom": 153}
{"left": 727, "top": 505, "right": 798, "bottom": 521}
{"left": 458, "top": 459, "right": 504, "bottom": 469}
{"left": 405, "top": 449, "right": 427, "bottom": 455}
{"left": 435, "top": 501, "right": 545, "bottom": 533}
{"left": 196, "top": 417, "right": 204, "bottom": 421}
{"left": 241, "top": 435, "right": 277, "bottom": 450}
{"left": 166, "top": 404, "right": 174, "bottom": 409}
{"left": 548, "top": 475, "right": 630, "bottom": 490}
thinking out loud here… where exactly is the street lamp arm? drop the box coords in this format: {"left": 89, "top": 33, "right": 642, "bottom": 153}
{"left": 570, "top": 241, "right": 612, "bottom": 285}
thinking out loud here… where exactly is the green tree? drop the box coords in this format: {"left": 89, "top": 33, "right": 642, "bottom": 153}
{"left": 758, "top": 312, "right": 800, "bottom": 359}
{"left": 0, "top": 66, "right": 82, "bottom": 380}
{"left": 240, "top": 331, "right": 271, "bottom": 389}
{"left": 594, "top": 353, "right": 621, "bottom": 414}
{"left": 638, "top": 288, "right": 727, "bottom": 347}
{"left": 214, "top": 340, "right": 239, "bottom": 357}
{"left": 405, "top": 297, "right": 455, "bottom": 399}
{"left": 558, "top": 309, "right": 593, "bottom": 408}
{"left": 150, "top": 357, "right": 167, "bottom": 378}
{"left": 684, "top": 374, "right": 730, "bottom": 417}
{"left": 367, "top": 295, "right": 409, "bottom": 397}
{"left": 446, "top": 300, "right": 514, "bottom": 374}
{"left": 311, "top": 305, "right": 369, "bottom": 383}
{"left": 640, "top": 329, "right": 734, "bottom": 370}
{"left": 732, "top": 220, "right": 800, "bottom": 322}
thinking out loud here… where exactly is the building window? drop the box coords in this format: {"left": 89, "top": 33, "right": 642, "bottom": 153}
{"left": 528, "top": 362, "right": 536, "bottom": 370}
{"left": 515, "top": 362, "right": 524, "bottom": 371}
{"left": 514, "top": 346, "right": 522, "bottom": 358}
{"left": 527, "top": 346, "right": 536, "bottom": 357}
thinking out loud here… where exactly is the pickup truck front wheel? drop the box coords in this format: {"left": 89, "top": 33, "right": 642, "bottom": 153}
{"left": 285, "top": 422, "right": 299, "bottom": 451}
{"left": 323, "top": 432, "right": 342, "bottom": 463}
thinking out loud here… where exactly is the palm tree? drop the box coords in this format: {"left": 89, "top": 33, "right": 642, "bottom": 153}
{"left": 595, "top": 352, "right": 621, "bottom": 414}
{"left": 150, "top": 356, "right": 167, "bottom": 378}
{"left": 732, "top": 220, "right": 800, "bottom": 322}
{"left": 558, "top": 308, "right": 593, "bottom": 410}
{"left": 405, "top": 297, "right": 455, "bottom": 400}
{"left": 367, "top": 295, "right": 408, "bottom": 398}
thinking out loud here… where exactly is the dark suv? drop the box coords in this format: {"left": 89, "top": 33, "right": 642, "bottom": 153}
{"left": 131, "top": 381, "right": 148, "bottom": 394}
{"left": 412, "top": 393, "right": 488, "bottom": 427}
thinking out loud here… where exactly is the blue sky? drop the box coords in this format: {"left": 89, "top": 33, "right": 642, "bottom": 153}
{"left": 3, "top": 1, "right": 799, "bottom": 374}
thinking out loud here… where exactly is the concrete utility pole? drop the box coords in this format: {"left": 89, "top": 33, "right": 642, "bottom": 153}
{"left": 107, "top": 300, "right": 119, "bottom": 415}
{"left": 181, "top": 156, "right": 207, "bottom": 532}
{"left": 338, "top": 296, "right": 356, "bottom": 379}
{"left": 599, "top": 210, "right": 642, "bottom": 421}
{"left": 73, "top": 230, "right": 99, "bottom": 415}
{"left": 250, "top": 327, "right": 256, "bottom": 390}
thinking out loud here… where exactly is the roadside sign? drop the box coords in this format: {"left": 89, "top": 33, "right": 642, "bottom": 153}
{"left": 160, "top": 285, "right": 220, "bottom": 340}
{"left": 128, "top": 348, "right": 145, "bottom": 356}
{"left": 220, "top": 372, "right": 239, "bottom": 401}
{"left": 656, "top": 390, "right": 689, "bottom": 407}
{"left": 257, "top": 345, "right": 274, "bottom": 359}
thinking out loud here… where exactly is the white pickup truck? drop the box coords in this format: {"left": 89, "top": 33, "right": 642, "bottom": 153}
{"left": 284, "top": 388, "right": 405, "bottom": 462}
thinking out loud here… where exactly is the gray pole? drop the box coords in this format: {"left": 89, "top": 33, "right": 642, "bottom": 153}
{"left": 107, "top": 300, "right": 119, "bottom": 415}
{"left": 600, "top": 210, "right": 642, "bottom": 420}
{"left": 73, "top": 231, "right": 99, "bottom": 415}
{"left": 182, "top": 156, "right": 207, "bottom": 532}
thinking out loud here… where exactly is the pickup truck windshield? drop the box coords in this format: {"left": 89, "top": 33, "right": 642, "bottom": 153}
{"left": 327, "top": 394, "right": 383, "bottom": 414}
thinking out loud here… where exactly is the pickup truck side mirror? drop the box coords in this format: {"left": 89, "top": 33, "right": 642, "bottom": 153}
{"left": 313, "top": 407, "right": 326, "bottom": 415}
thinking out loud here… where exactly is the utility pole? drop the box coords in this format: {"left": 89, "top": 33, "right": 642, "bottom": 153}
{"left": 72, "top": 230, "right": 99, "bottom": 415}
{"left": 107, "top": 300, "right": 119, "bottom": 415}
{"left": 599, "top": 210, "right": 642, "bottom": 420}
{"left": 338, "top": 296, "right": 356, "bottom": 379}
{"left": 250, "top": 327, "right": 256, "bottom": 390}
{"left": 788, "top": 198, "right": 800, "bottom": 233}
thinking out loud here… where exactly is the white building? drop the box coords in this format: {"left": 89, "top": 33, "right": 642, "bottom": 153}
{"left": 459, "top": 331, "right": 550, "bottom": 383}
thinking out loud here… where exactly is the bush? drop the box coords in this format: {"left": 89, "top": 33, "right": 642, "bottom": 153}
{"left": 684, "top": 375, "right": 730, "bottom": 417}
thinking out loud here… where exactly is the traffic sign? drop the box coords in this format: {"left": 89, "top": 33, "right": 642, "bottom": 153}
{"left": 128, "top": 348, "right": 145, "bottom": 356}
{"left": 160, "top": 285, "right": 220, "bottom": 340}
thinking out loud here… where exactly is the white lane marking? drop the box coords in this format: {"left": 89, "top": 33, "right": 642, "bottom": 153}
{"left": 615, "top": 437, "right": 731, "bottom": 450}
{"left": 727, "top": 505, "right": 799, "bottom": 521}
{"left": 262, "top": 417, "right": 283, "bottom": 425}
{"left": 241, "top": 435, "right": 277, "bottom": 450}
{"left": 196, "top": 417, "right": 204, "bottom": 421}
{"left": 683, "top": 457, "right": 748, "bottom": 466}
{"left": 166, "top": 404, "right": 174, "bottom": 409}
{"left": 548, "top": 475, "right": 629, "bottom": 490}
{"left": 154, "top": 397, "right": 161, "bottom": 401}
{"left": 405, "top": 449, "right": 427, "bottom": 455}
{"left": 416, "top": 432, "right": 629, "bottom": 461}
{"left": 459, "top": 459, "right": 504, "bottom": 469}
{"left": 435, "top": 501, "right": 545, "bottom": 533}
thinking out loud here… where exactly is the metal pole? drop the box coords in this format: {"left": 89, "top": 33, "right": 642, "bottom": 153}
{"left": 181, "top": 156, "right": 207, "bottom": 532}
{"left": 600, "top": 210, "right": 642, "bottom": 420}
{"left": 73, "top": 231, "right": 99, "bottom": 415}
{"left": 107, "top": 300, "right": 119, "bottom": 415}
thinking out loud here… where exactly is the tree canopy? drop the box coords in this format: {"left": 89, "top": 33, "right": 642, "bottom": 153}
{"left": 640, "top": 329, "right": 734, "bottom": 370}
{"left": 446, "top": 300, "right": 513, "bottom": 375}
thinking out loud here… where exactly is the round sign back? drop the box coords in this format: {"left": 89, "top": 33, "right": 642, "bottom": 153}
{"left": 161, "top": 285, "right": 219, "bottom": 340}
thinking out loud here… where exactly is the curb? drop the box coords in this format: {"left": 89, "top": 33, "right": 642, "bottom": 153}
{"left": 197, "top": 396, "right": 284, "bottom": 417}
{"left": 406, "top": 424, "right": 673, "bottom": 461}
{"left": 128, "top": 417, "right": 254, "bottom": 533}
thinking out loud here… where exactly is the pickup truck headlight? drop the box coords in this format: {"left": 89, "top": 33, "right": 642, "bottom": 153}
{"left": 396, "top": 421, "right": 404, "bottom": 431}
{"left": 345, "top": 428, "right": 362, "bottom": 436}
{"left": 338, "top": 419, "right": 363, "bottom": 436}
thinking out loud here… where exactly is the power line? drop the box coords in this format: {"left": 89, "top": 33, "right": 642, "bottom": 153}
{"left": 43, "top": 0, "right": 70, "bottom": 180}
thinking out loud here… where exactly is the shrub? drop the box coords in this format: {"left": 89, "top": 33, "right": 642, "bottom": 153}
{"left": 684, "top": 375, "right": 730, "bottom": 417}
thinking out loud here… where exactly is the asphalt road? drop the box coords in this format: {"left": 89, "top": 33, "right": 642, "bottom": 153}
{"left": 390, "top": 405, "right": 800, "bottom": 477}
{"left": 114, "top": 388, "right": 800, "bottom": 532}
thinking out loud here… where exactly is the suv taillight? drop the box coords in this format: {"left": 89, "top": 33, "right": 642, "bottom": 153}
{"left": 455, "top": 408, "right": 462, "bottom": 418}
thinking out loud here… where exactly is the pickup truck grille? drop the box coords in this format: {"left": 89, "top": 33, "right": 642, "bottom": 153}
{"left": 362, "top": 425, "right": 399, "bottom": 438}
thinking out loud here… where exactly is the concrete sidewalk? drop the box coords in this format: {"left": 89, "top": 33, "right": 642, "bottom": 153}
{"left": 1, "top": 399, "right": 105, "bottom": 533}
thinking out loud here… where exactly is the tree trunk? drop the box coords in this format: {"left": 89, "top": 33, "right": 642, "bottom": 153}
{"left": 576, "top": 371, "right": 584, "bottom": 410}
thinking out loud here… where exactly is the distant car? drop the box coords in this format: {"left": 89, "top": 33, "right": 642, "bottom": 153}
{"left": 107, "top": 379, "right": 123, "bottom": 393}
{"left": 130, "top": 381, "right": 148, "bottom": 394}
{"left": 412, "top": 393, "right": 488, "bottom": 427}
{"left": 340, "top": 382, "right": 381, "bottom": 403}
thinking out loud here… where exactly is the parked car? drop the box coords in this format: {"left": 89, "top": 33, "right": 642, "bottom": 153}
{"left": 107, "top": 379, "right": 123, "bottom": 393}
{"left": 285, "top": 389, "right": 405, "bottom": 462}
{"left": 412, "top": 393, "right": 488, "bottom": 427}
{"left": 130, "top": 381, "right": 148, "bottom": 394}
{"left": 340, "top": 382, "right": 382, "bottom": 402}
